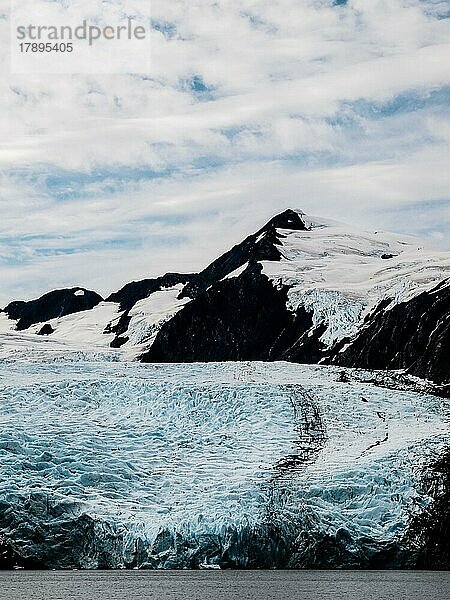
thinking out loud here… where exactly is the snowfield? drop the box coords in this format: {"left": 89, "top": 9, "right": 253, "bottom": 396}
{"left": 262, "top": 217, "right": 450, "bottom": 346}
{"left": 124, "top": 284, "right": 191, "bottom": 357}
{"left": 0, "top": 351, "right": 448, "bottom": 569}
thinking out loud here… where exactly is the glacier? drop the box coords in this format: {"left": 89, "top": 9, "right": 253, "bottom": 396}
{"left": 0, "top": 349, "right": 448, "bottom": 569}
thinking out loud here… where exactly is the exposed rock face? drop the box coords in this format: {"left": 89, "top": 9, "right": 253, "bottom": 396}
{"left": 331, "top": 281, "right": 450, "bottom": 387}
{"left": 3, "top": 288, "right": 103, "bottom": 330}
{"left": 37, "top": 323, "right": 54, "bottom": 336}
{"left": 142, "top": 262, "right": 321, "bottom": 363}
{"left": 180, "top": 209, "right": 308, "bottom": 299}
{"left": 406, "top": 451, "right": 450, "bottom": 570}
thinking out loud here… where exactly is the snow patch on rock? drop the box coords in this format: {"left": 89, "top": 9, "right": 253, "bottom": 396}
{"left": 6, "top": 302, "right": 120, "bottom": 353}
{"left": 223, "top": 262, "right": 249, "bottom": 280}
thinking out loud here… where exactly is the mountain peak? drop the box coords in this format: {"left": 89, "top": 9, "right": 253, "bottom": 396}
{"left": 180, "top": 209, "right": 307, "bottom": 300}
{"left": 259, "top": 209, "right": 308, "bottom": 234}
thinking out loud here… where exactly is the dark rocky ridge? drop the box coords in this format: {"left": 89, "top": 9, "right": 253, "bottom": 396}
{"left": 3, "top": 288, "right": 103, "bottom": 331}
{"left": 330, "top": 280, "right": 450, "bottom": 387}
{"left": 106, "top": 273, "right": 195, "bottom": 312}
{"left": 142, "top": 262, "right": 325, "bottom": 364}
{"left": 180, "top": 208, "right": 308, "bottom": 299}
{"left": 406, "top": 450, "right": 450, "bottom": 569}
{"left": 107, "top": 209, "right": 307, "bottom": 311}
{"left": 106, "top": 209, "right": 308, "bottom": 347}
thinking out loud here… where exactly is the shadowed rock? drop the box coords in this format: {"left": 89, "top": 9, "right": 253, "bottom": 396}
{"left": 3, "top": 288, "right": 103, "bottom": 331}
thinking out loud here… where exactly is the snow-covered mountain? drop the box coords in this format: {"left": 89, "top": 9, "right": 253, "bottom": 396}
{"left": 1, "top": 209, "right": 448, "bottom": 388}
{"left": 0, "top": 209, "right": 449, "bottom": 570}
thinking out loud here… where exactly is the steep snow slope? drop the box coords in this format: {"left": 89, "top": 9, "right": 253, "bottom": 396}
{"left": 0, "top": 357, "right": 448, "bottom": 569}
{"left": 123, "top": 284, "right": 192, "bottom": 357}
{"left": 26, "top": 302, "right": 120, "bottom": 348}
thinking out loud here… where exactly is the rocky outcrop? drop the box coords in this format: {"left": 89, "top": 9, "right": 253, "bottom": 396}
{"left": 330, "top": 281, "right": 450, "bottom": 387}
{"left": 37, "top": 323, "right": 54, "bottom": 336}
{"left": 141, "top": 262, "right": 321, "bottom": 363}
{"left": 406, "top": 451, "right": 450, "bottom": 570}
{"left": 106, "top": 273, "right": 195, "bottom": 311}
{"left": 3, "top": 288, "right": 103, "bottom": 330}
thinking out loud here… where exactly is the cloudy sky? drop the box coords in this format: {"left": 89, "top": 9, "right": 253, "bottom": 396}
{"left": 0, "top": 0, "right": 449, "bottom": 305}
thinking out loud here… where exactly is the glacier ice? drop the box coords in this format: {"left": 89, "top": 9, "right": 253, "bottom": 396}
{"left": 0, "top": 356, "right": 448, "bottom": 569}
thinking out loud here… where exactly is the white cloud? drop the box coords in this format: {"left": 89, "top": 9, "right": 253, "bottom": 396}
{"left": 0, "top": 0, "right": 449, "bottom": 304}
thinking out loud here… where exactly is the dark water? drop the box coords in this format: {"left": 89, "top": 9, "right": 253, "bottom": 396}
{"left": 1, "top": 571, "right": 449, "bottom": 600}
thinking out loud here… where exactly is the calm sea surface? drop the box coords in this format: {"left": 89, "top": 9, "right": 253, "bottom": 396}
{"left": 0, "top": 571, "right": 448, "bottom": 600}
